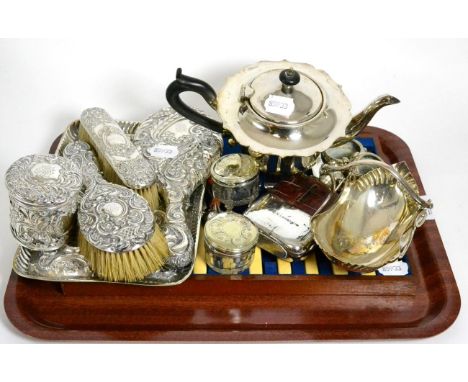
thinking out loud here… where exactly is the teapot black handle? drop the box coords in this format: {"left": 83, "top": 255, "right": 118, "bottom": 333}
{"left": 166, "top": 68, "right": 224, "bottom": 134}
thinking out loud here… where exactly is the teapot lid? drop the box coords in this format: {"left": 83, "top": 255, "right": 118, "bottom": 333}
{"left": 245, "top": 68, "right": 324, "bottom": 125}
{"left": 217, "top": 60, "right": 352, "bottom": 158}
{"left": 204, "top": 211, "right": 258, "bottom": 255}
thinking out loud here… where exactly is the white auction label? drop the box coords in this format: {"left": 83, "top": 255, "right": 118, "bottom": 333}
{"left": 147, "top": 144, "right": 179, "bottom": 158}
{"left": 264, "top": 95, "right": 295, "bottom": 117}
{"left": 378, "top": 260, "right": 409, "bottom": 276}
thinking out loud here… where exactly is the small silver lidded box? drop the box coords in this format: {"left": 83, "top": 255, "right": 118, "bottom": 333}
{"left": 5, "top": 154, "right": 82, "bottom": 251}
{"left": 244, "top": 175, "right": 335, "bottom": 260}
{"left": 204, "top": 212, "right": 259, "bottom": 274}
{"left": 210, "top": 153, "right": 259, "bottom": 210}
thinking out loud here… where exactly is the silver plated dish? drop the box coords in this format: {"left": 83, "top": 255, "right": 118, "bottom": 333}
{"left": 12, "top": 117, "right": 214, "bottom": 286}
{"left": 312, "top": 159, "right": 433, "bottom": 273}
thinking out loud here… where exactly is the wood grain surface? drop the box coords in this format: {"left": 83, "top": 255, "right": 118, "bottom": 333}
{"left": 3, "top": 127, "right": 461, "bottom": 341}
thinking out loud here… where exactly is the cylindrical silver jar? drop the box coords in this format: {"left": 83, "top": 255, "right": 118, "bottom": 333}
{"left": 204, "top": 212, "right": 259, "bottom": 274}
{"left": 210, "top": 154, "right": 259, "bottom": 210}
{"left": 5, "top": 154, "right": 82, "bottom": 251}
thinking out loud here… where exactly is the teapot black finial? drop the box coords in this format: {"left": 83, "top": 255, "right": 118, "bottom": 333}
{"left": 280, "top": 69, "right": 300, "bottom": 94}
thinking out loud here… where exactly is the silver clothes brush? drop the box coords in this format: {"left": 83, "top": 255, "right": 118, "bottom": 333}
{"left": 63, "top": 141, "right": 168, "bottom": 282}
{"left": 79, "top": 107, "right": 159, "bottom": 211}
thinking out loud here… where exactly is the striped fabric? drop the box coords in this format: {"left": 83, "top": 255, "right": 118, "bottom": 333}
{"left": 194, "top": 227, "right": 411, "bottom": 277}
{"left": 193, "top": 137, "right": 411, "bottom": 277}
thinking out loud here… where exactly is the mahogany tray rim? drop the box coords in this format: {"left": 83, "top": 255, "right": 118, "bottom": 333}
{"left": 3, "top": 127, "right": 461, "bottom": 341}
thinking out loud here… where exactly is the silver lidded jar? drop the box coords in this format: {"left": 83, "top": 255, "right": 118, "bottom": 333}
{"left": 204, "top": 212, "right": 259, "bottom": 274}
{"left": 5, "top": 154, "right": 82, "bottom": 251}
{"left": 210, "top": 153, "right": 259, "bottom": 210}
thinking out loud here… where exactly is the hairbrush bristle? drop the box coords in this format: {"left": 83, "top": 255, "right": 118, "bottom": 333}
{"left": 136, "top": 185, "right": 159, "bottom": 212}
{"left": 78, "top": 225, "right": 169, "bottom": 282}
{"left": 78, "top": 126, "right": 159, "bottom": 211}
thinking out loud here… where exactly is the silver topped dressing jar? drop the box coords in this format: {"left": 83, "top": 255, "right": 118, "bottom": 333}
{"left": 210, "top": 153, "right": 259, "bottom": 210}
{"left": 5, "top": 154, "right": 82, "bottom": 251}
{"left": 204, "top": 212, "right": 259, "bottom": 274}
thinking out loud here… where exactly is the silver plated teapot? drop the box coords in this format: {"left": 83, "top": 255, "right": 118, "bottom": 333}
{"left": 166, "top": 60, "right": 399, "bottom": 163}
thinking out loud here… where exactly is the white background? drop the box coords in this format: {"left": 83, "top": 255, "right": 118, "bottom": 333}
{"left": 0, "top": 8, "right": 467, "bottom": 379}
{"left": 2, "top": 38, "right": 467, "bottom": 344}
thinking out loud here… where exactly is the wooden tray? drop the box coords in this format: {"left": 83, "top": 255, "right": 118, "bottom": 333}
{"left": 3, "top": 127, "right": 461, "bottom": 341}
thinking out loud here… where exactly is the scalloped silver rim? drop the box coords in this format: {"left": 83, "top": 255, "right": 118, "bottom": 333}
{"left": 217, "top": 60, "right": 352, "bottom": 158}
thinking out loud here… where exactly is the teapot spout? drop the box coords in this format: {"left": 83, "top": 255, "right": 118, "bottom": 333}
{"left": 333, "top": 95, "right": 400, "bottom": 147}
